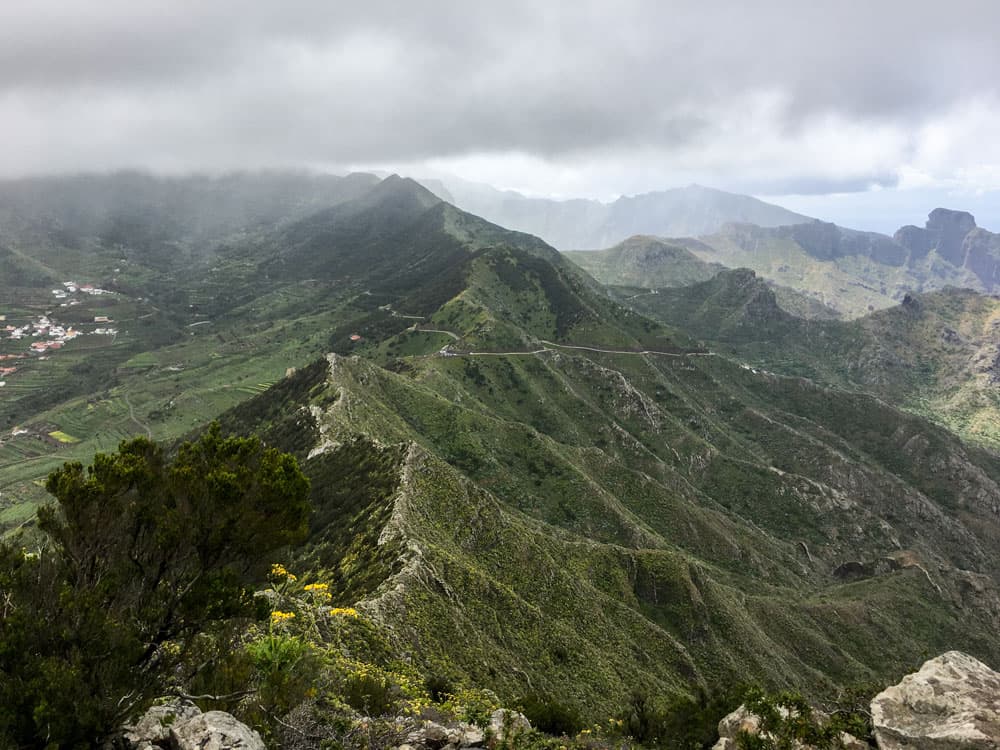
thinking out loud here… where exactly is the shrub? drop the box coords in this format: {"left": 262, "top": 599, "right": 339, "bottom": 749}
{"left": 518, "top": 693, "right": 583, "bottom": 737}
{"left": 341, "top": 671, "right": 398, "bottom": 717}
{"left": 0, "top": 425, "right": 311, "bottom": 748}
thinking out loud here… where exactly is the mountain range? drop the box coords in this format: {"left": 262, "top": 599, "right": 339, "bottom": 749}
{"left": 419, "top": 175, "right": 999, "bottom": 318}
{"left": 420, "top": 177, "right": 812, "bottom": 249}
{"left": 1, "top": 171, "right": 1000, "bottom": 729}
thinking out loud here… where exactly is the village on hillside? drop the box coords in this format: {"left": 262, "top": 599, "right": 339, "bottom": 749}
{"left": 0, "top": 282, "right": 119, "bottom": 388}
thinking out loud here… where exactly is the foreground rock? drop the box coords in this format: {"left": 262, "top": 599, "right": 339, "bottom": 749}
{"left": 124, "top": 700, "right": 201, "bottom": 748}
{"left": 400, "top": 719, "right": 485, "bottom": 749}
{"left": 122, "top": 702, "right": 264, "bottom": 750}
{"left": 713, "top": 704, "right": 762, "bottom": 750}
{"left": 170, "top": 711, "right": 265, "bottom": 750}
{"left": 871, "top": 651, "right": 1000, "bottom": 750}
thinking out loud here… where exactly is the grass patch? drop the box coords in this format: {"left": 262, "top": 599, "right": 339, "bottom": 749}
{"left": 47, "top": 430, "right": 80, "bottom": 444}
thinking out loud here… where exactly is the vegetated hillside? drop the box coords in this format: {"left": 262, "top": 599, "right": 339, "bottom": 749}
{"left": 4, "top": 172, "right": 1000, "bottom": 726}
{"left": 0, "top": 173, "right": 683, "bottom": 529}
{"left": 670, "top": 209, "right": 999, "bottom": 317}
{"left": 421, "top": 177, "right": 812, "bottom": 250}
{"left": 565, "top": 236, "right": 840, "bottom": 320}
{"left": 219, "top": 328, "right": 1000, "bottom": 718}
{"left": 210, "top": 187, "right": 1000, "bottom": 716}
{"left": 564, "top": 236, "right": 726, "bottom": 288}
{"left": 626, "top": 268, "right": 1000, "bottom": 448}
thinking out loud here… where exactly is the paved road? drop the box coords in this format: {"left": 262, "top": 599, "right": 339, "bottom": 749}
{"left": 439, "top": 340, "right": 713, "bottom": 359}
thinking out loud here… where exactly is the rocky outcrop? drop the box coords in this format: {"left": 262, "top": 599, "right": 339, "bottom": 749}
{"left": 785, "top": 221, "right": 907, "bottom": 266}
{"left": 170, "top": 711, "right": 265, "bottom": 750}
{"left": 895, "top": 225, "right": 936, "bottom": 260}
{"left": 871, "top": 650, "right": 1000, "bottom": 750}
{"left": 488, "top": 710, "right": 531, "bottom": 744}
{"left": 399, "top": 720, "right": 486, "bottom": 750}
{"left": 963, "top": 229, "right": 1000, "bottom": 289}
{"left": 124, "top": 700, "right": 201, "bottom": 748}
{"left": 894, "top": 209, "right": 1000, "bottom": 290}
{"left": 122, "top": 703, "right": 264, "bottom": 750}
{"left": 927, "top": 209, "right": 978, "bottom": 267}
{"left": 712, "top": 704, "right": 763, "bottom": 750}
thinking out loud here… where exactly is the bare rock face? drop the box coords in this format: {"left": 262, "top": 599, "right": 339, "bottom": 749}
{"left": 871, "top": 651, "right": 1000, "bottom": 750}
{"left": 170, "top": 711, "right": 265, "bottom": 750}
{"left": 123, "top": 700, "right": 201, "bottom": 748}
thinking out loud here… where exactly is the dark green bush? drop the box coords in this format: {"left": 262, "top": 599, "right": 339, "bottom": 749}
{"left": 517, "top": 693, "right": 583, "bottom": 737}
{"left": 425, "top": 673, "right": 456, "bottom": 703}
{"left": 341, "top": 672, "right": 398, "bottom": 717}
{"left": 0, "top": 425, "right": 311, "bottom": 748}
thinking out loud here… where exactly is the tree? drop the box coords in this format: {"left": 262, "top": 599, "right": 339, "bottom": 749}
{"left": 0, "top": 424, "right": 310, "bottom": 747}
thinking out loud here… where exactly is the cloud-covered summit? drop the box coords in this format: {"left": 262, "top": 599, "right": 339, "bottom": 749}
{"left": 3, "top": 0, "right": 999, "bottom": 217}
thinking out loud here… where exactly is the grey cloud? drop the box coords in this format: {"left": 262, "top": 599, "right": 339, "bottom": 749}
{"left": 1, "top": 0, "right": 999, "bottom": 191}
{"left": 728, "top": 173, "right": 902, "bottom": 198}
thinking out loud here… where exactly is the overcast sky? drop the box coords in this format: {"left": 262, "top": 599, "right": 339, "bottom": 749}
{"left": 3, "top": 0, "right": 1000, "bottom": 231}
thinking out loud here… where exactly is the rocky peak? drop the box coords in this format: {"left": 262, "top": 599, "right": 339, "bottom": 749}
{"left": 927, "top": 208, "right": 977, "bottom": 235}
{"left": 893, "top": 224, "right": 935, "bottom": 258}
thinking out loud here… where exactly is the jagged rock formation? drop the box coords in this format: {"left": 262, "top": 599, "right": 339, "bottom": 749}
{"left": 895, "top": 209, "right": 1000, "bottom": 288}
{"left": 170, "top": 712, "right": 265, "bottom": 750}
{"left": 871, "top": 651, "right": 1000, "bottom": 750}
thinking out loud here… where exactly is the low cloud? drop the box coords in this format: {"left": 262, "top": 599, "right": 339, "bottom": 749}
{"left": 2, "top": 0, "right": 999, "bottom": 203}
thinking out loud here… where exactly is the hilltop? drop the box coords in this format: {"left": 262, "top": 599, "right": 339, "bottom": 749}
{"left": 564, "top": 236, "right": 840, "bottom": 319}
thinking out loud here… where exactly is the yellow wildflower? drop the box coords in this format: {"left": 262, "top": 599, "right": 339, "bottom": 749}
{"left": 269, "top": 563, "right": 297, "bottom": 581}
{"left": 270, "top": 610, "right": 296, "bottom": 624}
{"left": 329, "top": 607, "right": 359, "bottom": 618}
{"left": 303, "top": 582, "right": 329, "bottom": 592}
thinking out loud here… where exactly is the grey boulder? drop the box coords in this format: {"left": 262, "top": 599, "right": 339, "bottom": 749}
{"left": 871, "top": 650, "right": 1000, "bottom": 750}
{"left": 170, "top": 710, "right": 265, "bottom": 750}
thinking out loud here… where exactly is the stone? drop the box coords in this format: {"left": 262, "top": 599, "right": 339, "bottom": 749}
{"left": 421, "top": 722, "right": 449, "bottom": 748}
{"left": 711, "top": 703, "right": 862, "bottom": 750}
{"left": 170, "top": 710, "right": 265, "bottom": 750}
{"left": 458, "top": 723, "right": 485, "bottom": 746}
{"left": 488, "top": 710, "right": 531, "bottom": 743}
{"left": 713, "top": 704, "right": 762, "bottom": 750}
{"left": 124, "top": 699, "right": 201, "bottom": 747}
{"left": 871, "top": 650, "right": 1000, "bottom": 750}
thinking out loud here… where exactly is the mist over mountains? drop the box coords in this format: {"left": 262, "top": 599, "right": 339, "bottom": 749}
{"left": 415, "top": 173, "right": 1000, "bottom": 317}
{"left": 420, "top": 176, "right": 813, "bottom": 249}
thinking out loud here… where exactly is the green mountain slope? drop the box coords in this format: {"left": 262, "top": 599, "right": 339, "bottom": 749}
{"left": 218, "top": 342, "right": 1000, "bottom": 716}
{"left": 565, "top": 237, "right": 840, "bottom": 320}
{"left": 627, "top": 269, "right": 1000, "bottom": 448}
{"left": 672, "top": 215, "right": 995, "bottom": 317}
{"left": 3, "top": 173, "right": 1000, "bottom": 725}
{"left": 564, "top": 236, "right": 726, "bottom": 288}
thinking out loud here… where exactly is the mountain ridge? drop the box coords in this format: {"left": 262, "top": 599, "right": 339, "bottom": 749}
{"left": 420, "top": 177, "right": 813, "bottom": 250}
